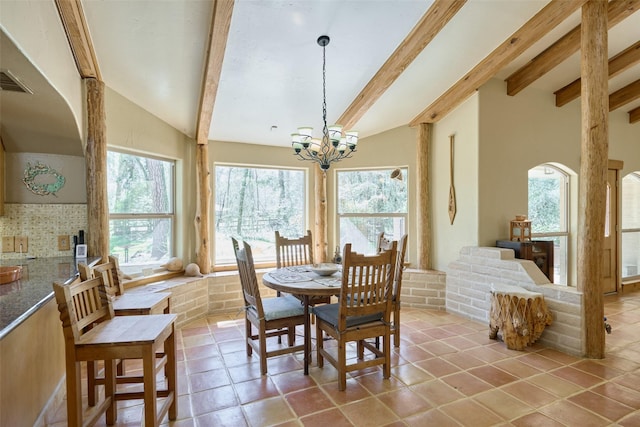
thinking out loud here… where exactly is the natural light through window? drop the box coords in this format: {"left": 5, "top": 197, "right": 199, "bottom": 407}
{"left": 214, "top": 165, "right": 306, "bottom": 266}
{"left": 622, "top": 172, "right": 640, "bottom": 279}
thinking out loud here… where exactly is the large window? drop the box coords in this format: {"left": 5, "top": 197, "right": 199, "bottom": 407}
{"left": 107, "top": 151, "right": 175, "bottom": 274}
{"left": 215, "top": 165, "right": 306, "bottom": 266}
{"left": 528, "top": 164, "right": 569, "bottom": 284}
{"left": 337, "top": 168, "right": 407, "bottom": 255}
{"left": 622, "top": 172, "right": 640, "bottom": 280}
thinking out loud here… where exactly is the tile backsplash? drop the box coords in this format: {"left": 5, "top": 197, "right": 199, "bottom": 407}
{"left": 0, "top": 204, "right": 88, "bottom": 260}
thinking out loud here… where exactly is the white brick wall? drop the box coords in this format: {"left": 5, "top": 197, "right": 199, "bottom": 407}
{"left": 447, "top": 246, "right": 584, "bottom": 356}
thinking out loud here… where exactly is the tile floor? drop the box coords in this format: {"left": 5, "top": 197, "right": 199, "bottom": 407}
{"left": 48, "top": 291, "right": 640, "bottom": 426}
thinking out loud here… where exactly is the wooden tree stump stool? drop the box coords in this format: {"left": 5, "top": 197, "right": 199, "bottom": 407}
{"left": 489, "top": 283, "right": 552, "bottom": 350}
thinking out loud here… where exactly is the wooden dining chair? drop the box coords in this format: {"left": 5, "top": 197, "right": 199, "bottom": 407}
{"left": 275, "top": 230, "right": 332, "bottom": 307}
{"left": 232, "top": 237, "right": 306, "bottom": 375}
{"left": 275, "top": 229, "right": 314, "bottom": 268}
{"left": 377, "top": 232, "right": 408, "bottom": 347}
{"left": 53, "top": 275, "right": 177, "bottom": 427}
{"left": 312, "top": 242, "right": 397, "bottom": 390}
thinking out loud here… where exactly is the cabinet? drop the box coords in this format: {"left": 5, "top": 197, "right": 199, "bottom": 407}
{"left": 496, "top": 240, "right": 554, "bottom": 282}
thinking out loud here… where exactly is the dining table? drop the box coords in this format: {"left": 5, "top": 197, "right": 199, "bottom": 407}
{"left": 262, "top": 265, "right": 341, "bottom": 375}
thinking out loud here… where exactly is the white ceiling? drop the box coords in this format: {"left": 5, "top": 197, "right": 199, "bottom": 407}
{"left": 1, "top": 0, "right": 639, "bottom": 154}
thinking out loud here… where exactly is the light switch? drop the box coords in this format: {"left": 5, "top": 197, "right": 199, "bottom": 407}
{"left": 2, "top": 236, "right": 14, "bottom": 253}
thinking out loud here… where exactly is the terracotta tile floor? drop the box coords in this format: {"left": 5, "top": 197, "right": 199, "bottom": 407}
{"left": 47, "top": 291, "right": 640, "bottom": 426}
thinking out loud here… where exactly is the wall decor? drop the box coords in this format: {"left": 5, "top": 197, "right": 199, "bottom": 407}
{"left": 448, "top": 134, "right": 457, "bottom": 225}
{"left": 22, "top": 161, "right": 66, "bottom": 196}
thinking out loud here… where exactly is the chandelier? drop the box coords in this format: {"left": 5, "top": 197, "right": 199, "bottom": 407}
{"left": 291, "top": 35, "right": 358, "bottom": 171}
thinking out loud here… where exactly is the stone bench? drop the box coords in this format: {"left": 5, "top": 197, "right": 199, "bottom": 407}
{"left": 489, "top": 283, "right": 552, "bottom": 350}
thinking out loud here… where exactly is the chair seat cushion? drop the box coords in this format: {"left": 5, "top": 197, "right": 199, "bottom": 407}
{"left": 259, "top": 295, "right": 304, "bottom": 321}
{"left": 312, "top": 303, "right": 383, "bottom": 329}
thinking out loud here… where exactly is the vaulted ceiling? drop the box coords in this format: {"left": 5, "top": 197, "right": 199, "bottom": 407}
{"left": 1, "top": 0, "right": 639, "bottom": 156}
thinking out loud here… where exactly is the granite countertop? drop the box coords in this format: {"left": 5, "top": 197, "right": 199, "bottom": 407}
{"left": 0, "top": 256, "right": 100, "bottom": 340}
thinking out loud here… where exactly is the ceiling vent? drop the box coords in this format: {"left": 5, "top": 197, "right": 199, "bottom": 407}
{"left": 0, "top": 69, "right": 33, "bottom": 94}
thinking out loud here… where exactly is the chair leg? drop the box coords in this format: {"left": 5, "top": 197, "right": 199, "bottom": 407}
{"left": 383, "top": 332, "right": 391, "bottom": 380}
{"left": 66, "top": 359, "right": 83, "bottom": 426}
{"left": 393, "top": 308, "right": 401, "bottom": 347}
{"left": 142, "top": 346, "right": 158, "bottom": 427}
{"left": 259, "top": 327, "right": 268, "bottom": 375}
{"left": 105, "top": 359, "right": 117, "bottom": 425}
{"left": 338, "top": 339, "right": 347, "bottom": 391}
{"left": 245, "top": 318, "right": 253, "bottom": 356}
{"left": 87, "top": 360, "right": 97, "bottom": 406}
{"left": 316, "top": 323, "right": 324, "bottom": 368}
{"left": 166, "top": 328, "right": 178, "bottom": 421}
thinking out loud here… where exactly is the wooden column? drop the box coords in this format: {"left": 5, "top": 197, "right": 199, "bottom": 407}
{"left": 85, "top": 78, "right": 109, "bottom": 261}
{"left": 578, "top": 0, "right": 608, "bottom": 359}
{"left": 195, "top": 143, "right": 211, "bottom": 274}
{"left": 314, "top": 165, "right": 328, "bottom": 263}
{"left": 417, "top": 123, "right": 432, "bottom": 270}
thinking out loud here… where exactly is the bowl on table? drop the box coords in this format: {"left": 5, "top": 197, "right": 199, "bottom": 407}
{"left": 310, "top": 263, "right": 339, "bottom": 277}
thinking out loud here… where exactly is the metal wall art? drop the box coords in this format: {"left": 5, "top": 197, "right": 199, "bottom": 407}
{"left": 22, "top": 162, "right": 66, "bottom": 196}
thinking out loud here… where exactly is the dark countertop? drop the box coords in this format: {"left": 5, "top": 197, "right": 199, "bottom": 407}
{"left": 0, "top": 256, "right": 100, "bottom": 340}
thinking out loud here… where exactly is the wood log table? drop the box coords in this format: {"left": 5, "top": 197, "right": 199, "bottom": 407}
{"left": 489, "top": 283, "right": 552, "bottom": 350}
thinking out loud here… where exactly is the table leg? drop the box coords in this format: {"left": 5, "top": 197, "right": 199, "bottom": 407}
{"left": 303, "top": 295, "right": 310, "bottom": 375}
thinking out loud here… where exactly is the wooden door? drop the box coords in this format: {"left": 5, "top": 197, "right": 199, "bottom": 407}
{"left": 602, "top": 168, "right": 618, "bottom": 293}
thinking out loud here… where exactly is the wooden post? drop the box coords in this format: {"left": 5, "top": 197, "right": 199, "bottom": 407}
{"left": 417, "top": 123, "right": 432, "bottom": 270}
{"left": 578, "top": 0, "right": 608, "bottom": 359}
{"left": 195, "top": 143, "right": 211, "bottom": 274}
{"left": 314, "top": 165, "right": 328, "bottom": 263}
{"left": 85, "top": 78, "right": 109, "bottom": 261}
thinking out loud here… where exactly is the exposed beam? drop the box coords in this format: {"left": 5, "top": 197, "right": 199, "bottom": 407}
{"left": 506, "top": 0, "right": 640, "bottom": 97}
{"left": 610, "top": 78, "right": 640, "bottom": 111}
{"left": 337, "top": 0, "right": 467, "bottom": 130}
{"left": 54, "top": 0, "right": 101, "bottom": 79}
{"left": 629, "top": 106, "right": 640, "bottom": 123}
{"left": 411, "top": 0, "right": 587, "bottom": 125}
{"left": 555, "top": 40, "right": 640, "bottom": 107}
{"left": 195, "top": 0, "right": 235, "bottom": 145}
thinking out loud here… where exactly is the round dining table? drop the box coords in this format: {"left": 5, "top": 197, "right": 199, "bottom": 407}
{"left": 262, "top": 267, "right": 341, "bottom": 375}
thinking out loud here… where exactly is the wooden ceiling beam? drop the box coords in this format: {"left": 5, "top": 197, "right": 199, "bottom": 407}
{"left": 506, "top": 0, "right": 640, "bottom": 97}
{"left": 555, "top": 40, "right": 640, "bottom": 107}
{"left": 195, "top": 0, "right": 235, "bottom": 145}
{"left": 610, "top": 79, "right": 640, "bottom": 111}
{"left": 629, "top": 106, "right": 640, "bottom": 123}
{"left": 54, "top": 0, "right": 101, "bottom": 79}
{"left": 336, "top": 0, "right": 467, "bottom": 131}
{"left": 410, "top": 0, "right": 587, "bottom": 125}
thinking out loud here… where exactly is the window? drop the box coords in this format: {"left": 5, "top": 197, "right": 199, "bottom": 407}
{"left": 337, "top": 168, "right": 408, "bottom": 254}
{"left": 528, "top": 164, "right": 569, "bottom": 284}
{"left": 215, "top": 165, "right": 306, "bottom": 266}
{"left": 622, "top": 172, "right": 640, "bottom": 280}
{"left": 107, "top": 151, "right": 175, "bottom": 275}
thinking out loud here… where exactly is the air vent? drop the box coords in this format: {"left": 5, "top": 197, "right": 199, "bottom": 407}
{"left": 0, "top": 69, "right": 33, "bottom": 94}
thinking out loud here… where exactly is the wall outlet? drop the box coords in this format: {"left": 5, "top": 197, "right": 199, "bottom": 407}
{"left": 15, "top": 236, "right": 28, "bottom": 253}
{"left": 2, "top": 237, "right": 14, "bottom": 253}
{"left": 58, "top": 235, "right": 70, "bottom": 251}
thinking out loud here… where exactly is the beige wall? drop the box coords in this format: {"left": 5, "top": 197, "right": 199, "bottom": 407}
{"left": 105, "top": 87, "right": 197, "bottom": 263}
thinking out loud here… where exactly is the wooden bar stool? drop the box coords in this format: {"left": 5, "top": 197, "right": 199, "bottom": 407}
{"left": 53, "top": 275, "right": 177, "bottom": 426}
{"left": 78, "top": 257, "right": 172, "bottom": 407}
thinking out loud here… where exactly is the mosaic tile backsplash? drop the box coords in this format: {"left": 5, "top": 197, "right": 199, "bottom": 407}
{"left": 0, "top": 204, "right": 88, "bottom": 260}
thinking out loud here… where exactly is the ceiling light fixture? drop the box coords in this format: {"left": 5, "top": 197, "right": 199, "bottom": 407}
{"left": 290, "top": 35, "right": 358, "bottom": 171}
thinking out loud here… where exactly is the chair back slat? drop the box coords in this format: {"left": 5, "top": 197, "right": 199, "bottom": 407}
{"left": 53, "top": 275, "right": 114, "bottom": 342}
{"left": 232, "top": 237, "right": 264, "bottom": 317}
{"left": 94, "top": 256, "right": 124, "bottom": 297}
{"left": 275, "top": 230, "right": 314, "bottom": 268}
{"left": 339, "top": 242, "right": 396, "bottom": 325}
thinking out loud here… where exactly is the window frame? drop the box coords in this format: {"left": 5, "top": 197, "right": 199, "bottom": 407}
{"left": 335, "top": 167, "right": 408, "bottom": 256}
{"left": 528, "top": 164, "right": 570, "bottom": 285}
{"left": 621, "top": 172, "right": 640, "bottom": 281}
{"left": 213, "top": 162, "right": 309, "bottom": 270}
{"left": 107, "top": 149, "right": 176, "bottom": 276}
